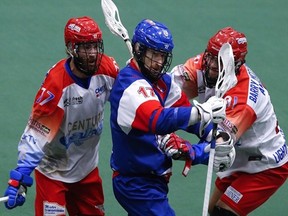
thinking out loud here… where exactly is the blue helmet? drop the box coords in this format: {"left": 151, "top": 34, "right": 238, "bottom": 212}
{"left": 132, "top": 19, "right": 174, "bottom": 82}
{"left": 132, "top": 19, "right": 174, "bottom": 52}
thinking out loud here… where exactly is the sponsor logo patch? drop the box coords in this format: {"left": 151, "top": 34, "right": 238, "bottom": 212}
{"left": 95, "top": 84, "right": 107, "bottom": 97}
{"left": 224, "top": 186, "right": 243, "bottom": 204}
{"left": 43, "top": 201, "right": 65, "bottom": 216}
{"left": 28, "top": 117, "right": 51, "bottom": 136}
{"left": 64, "top": 96, "right": 83, "bottom": 107}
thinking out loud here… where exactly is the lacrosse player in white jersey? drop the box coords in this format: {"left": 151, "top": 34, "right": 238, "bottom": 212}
{"left": 3, "top": 16, "right": 119, "bottom": 215}
{"left": 171, "top": 26, "right": 288, "bottom": 216}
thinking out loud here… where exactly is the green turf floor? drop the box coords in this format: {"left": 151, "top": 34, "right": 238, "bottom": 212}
{"left": 0, "top": 0, "right": 287, "bottom": 215}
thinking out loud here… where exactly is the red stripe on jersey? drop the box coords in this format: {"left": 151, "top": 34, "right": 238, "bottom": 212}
{"left": 172, "top": 91, "right": 191, "bottom": 107}
{"left": 131, "top": 100, "right": 163, "bottom": 133}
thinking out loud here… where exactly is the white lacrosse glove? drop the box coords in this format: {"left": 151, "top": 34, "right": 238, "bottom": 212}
{"left": 193, "top": 96, "right": 226, "bottom": 136}
{"left": 205, "top": 131, "right": 235, "bottom": 172}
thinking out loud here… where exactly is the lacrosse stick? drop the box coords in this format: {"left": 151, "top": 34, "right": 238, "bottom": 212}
{"left": 0, "top": 192, "right": 26, "bottom": 203}
{"left": 202, "top": 43, "right": 237, "bottom": 216}
{"left": 101, "top": 0, "right": 133, "bottom": 57}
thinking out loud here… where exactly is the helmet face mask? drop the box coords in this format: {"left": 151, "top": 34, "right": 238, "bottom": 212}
{"left": 135, "top": 44, "right": 173, "bottom": 82}
{"left": 64, "top": 16, "right": 104, "bottom": 76}
{"left": 132, "top": 19, "right": 174, "bottom": 83}
{"left": 202, "top": 27, "right": 248, "bottom": 88}
{"left": 202, "top": 52, "right": 219, "bottom": 88}
{"left": 72, "top": 41, "right": 104, "bottom": 76}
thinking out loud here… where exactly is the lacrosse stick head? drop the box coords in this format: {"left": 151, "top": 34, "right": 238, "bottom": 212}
{"left": 215, "top": 43, "right": 237, "bottom": 98}
{"left": 101, "top": 0, "right": 129, "bottom": 40}
{"left": 101, "top": 0, "right": 132, "bottom": 56}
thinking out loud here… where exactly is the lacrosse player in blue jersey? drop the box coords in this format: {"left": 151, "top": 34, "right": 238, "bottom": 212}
{"left": 109, "top": 19, "right": 235, "bottom": 216}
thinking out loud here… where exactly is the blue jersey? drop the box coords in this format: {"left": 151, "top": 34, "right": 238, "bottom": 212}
{"left": 110, "top": 60, "right": 200, "bottom": 176}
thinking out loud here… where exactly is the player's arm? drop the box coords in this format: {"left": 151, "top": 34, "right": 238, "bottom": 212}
{"left": 220, "top": 102, "right": 256, "bottom": 143}
{"left": 4, "top": 76, "right": 64, "bottom": 209}
{"left": 117, "top": 79, "right": 225, "bottom": 135}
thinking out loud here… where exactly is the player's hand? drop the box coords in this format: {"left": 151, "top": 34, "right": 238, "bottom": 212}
{"left": 193, "top": 96, "right": 226, "bottom": 136}
{"left": 206, "top": 96, "right": 226, "bottom": 124}
{"left": 194, "top": 96, "right": 226, "bottom": 124}
{"left": 158, "top": 133, "right": 194, "bottom": 176}
{"left": 158, "top": 133, "right": 191, "bottom": 160}
{"left": 4, "top": 169, "right": 33, "bottom": 209}
{"left": 205, "top": 131, "right": 236, "bottom": 172}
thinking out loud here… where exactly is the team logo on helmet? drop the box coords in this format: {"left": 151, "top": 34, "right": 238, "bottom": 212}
{"left": 67, "top": 24, "right": 81, "bottom": 32}
{"left": 93, "top": 33, "right": 100, "bottom": 39}
{"left": 164, "top": 44, "right": 170, "bottom": 49}
{"left": 237, "top": 37, "right": 247, "bottom": 44}
{"left": 163, "top": 30, "right": 169, "bottom": 37}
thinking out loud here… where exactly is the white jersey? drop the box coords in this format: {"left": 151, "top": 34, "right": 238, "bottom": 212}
{"left": 171, "top": 54, "right": 288, "bottom": 178}
{"left": 17, "top": 56, "right": 119, "bottom": 183}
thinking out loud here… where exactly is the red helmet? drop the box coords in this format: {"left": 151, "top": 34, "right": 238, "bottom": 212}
{"left": 64, "top": 16, "right": 104, "bottom": 76}
{"left": 64, "top": 16, "right": 102, "bottom": 48}
{"left": 206, "top": 27, "right": 247, "bottom": 62}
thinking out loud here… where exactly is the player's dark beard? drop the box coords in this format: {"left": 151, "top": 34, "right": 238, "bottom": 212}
{"left": 138, "top": 60, "right": 164, "bottom": 83}
{"left": 202, "top": 51, "right": 218, "bottom": 88}
{"left": 74, "top": 53, "right": 100, "bottom": 76}
{"left": 204, "top": 69, "right": 218, "bottom": 88}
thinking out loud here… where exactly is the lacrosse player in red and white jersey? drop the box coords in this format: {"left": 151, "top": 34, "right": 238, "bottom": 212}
{"left": 3, "top": 16, "right": 119, "bottom": 215}
{"left": 171, "top": 27, "right": 288, "bottom": 216}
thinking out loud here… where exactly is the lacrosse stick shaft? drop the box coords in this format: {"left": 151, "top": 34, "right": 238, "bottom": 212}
{"left": 0, "top": 196, "right": 8, "bottom": 202}
{"left": 124, "top": 40, "right": 133, "bottom": 57}
{"left": 202, "top": 124, "right": 217, "bottom": 216}
{"left": 202, "top": 43, "right": 236, "bottom": 216}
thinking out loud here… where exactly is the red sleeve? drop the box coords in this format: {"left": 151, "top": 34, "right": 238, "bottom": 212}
{"left": 97, "top": 54, "right": 119, "bottom": 79}
{"left": 30, "top": 60, "right": 68, "bottom": 142}
{"left": 223, "top": 71, "right": 256, "bottom": 140}
{"left": 226, "top": 104, "right": 256, "bottom": 140}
